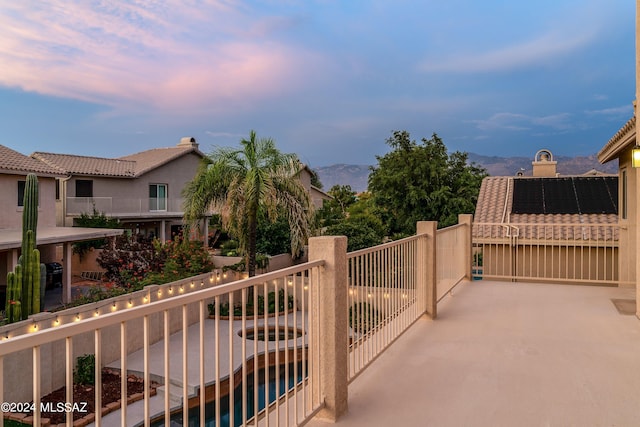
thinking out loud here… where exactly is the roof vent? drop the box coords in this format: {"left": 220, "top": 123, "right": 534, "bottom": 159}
{"left": 178, "top": 137, "right": 198, "bottom": 149}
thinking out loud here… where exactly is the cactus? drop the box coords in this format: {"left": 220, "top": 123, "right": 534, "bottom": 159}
{"left": 5, "top": 174, "right": 44, "bottom": 323}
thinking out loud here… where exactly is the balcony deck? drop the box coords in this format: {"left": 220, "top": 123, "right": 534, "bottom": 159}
{"left": 308, "top": 280, "right": 640, "bottom": 427}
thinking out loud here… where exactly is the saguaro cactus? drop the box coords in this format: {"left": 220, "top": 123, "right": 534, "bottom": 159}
{"left": 5, "top": 174, "right": 43, "bottom": 323}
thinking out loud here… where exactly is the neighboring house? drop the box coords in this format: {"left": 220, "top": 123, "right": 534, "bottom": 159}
{"left": 33, "top": 137, "right": 210, "bottom": 243}
{"left": 473, "top": 149, "right": 620, "bottom": 285}
{"left": 598, "top": 116, "right": 637, "bottom": 295}
{"left": 0, "top": 144, "right": 122, "bottom": 304}
{"left": 298, "top": 165, "right": 332, "bottom": 209}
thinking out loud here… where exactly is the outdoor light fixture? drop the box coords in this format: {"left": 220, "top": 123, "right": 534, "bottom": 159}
{"left": 633, "top": 145, "right": 640, "bottom": 168}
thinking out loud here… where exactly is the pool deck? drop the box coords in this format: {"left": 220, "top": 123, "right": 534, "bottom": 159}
{"left": 307, "top": 280, "right": 640, "bottom": 427}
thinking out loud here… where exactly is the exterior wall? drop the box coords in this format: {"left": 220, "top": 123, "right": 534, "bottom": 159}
{"left": 0, "top": 174, "right": 57, "bottom": 229}
{"left": 617, "top": 148, "right": 636, "bottom": 288}
{"left": 62, "top": 152, "right": 202, "bottom": 227}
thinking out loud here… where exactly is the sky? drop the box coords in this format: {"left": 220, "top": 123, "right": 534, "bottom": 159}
{"left": 0, "top": 0, "right": 636, "bottom": 168}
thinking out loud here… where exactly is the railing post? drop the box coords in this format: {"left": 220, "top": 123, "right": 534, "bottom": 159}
{"left": 417, "top": 221, "right": 437, "bottom": 319}
{"left": 308, "top": 236, "right": 348, "bottom": 421}
{"left": 459, "top": 214, "right": 473, "bottom": 280}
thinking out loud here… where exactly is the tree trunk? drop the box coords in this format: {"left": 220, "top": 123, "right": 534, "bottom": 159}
{"left": 247, "top": 204, "right": 257, "bottom": 278}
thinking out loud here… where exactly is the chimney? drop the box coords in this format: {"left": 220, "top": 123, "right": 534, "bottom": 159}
{"left": 532, "top": 149, "right": 557, "bottom": 177}
{"left": 178, "top": 136, "right": 199, "bottom": 149}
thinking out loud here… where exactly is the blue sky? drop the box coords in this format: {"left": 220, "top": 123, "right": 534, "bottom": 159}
{"left": 0, "top": 1, "right": 635, "bottom": 167}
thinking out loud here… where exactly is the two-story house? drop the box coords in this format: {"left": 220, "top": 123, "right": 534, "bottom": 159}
{"left": 0, "top": 144, "right": 122, "bottom": 304}
{"left": 33, "top": 137, "right": 210, "bottom": 243}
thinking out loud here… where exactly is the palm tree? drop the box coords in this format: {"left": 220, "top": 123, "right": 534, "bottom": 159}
{"left": 182, "top": 130, "right": 314, "bottom": 277}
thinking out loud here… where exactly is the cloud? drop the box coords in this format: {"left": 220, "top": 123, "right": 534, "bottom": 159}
{"left": 585, "top": 104, "right": 633, "bottom": 118}
{"left": 0, "top": 1, "right": 325, "bottom": 113}
{"left": 419, "top": 26, "right": 599, "bottom": 74}
{"left": 471, "top": 112, "right": 573, "bottom": 132}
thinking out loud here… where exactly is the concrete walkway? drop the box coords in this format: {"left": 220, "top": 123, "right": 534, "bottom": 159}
{"left": 308, "top": 280, "right": 640, "bottom": 427}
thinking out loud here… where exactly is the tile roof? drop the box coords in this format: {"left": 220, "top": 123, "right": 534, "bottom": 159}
{"left": 32, "top": 152, "right": 136, "bottom": 177}
{"left": 0, "top": 144, "right": 64, "bottom": 176}
{"left": 474, "top": 176, "right": 618, "bottom": 240}
{"left": 598, "top": 116, "right": 635, "bottom": 164}
{"left": 119, "top": 145, "right": 202, "bottom": 176}
{"left": 31, "top": 142, "right": 204, "bottom": 178}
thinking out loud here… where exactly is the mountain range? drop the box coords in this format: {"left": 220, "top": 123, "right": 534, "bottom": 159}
{"left": 314, "top": 153, "right": 619, "bottom": 193}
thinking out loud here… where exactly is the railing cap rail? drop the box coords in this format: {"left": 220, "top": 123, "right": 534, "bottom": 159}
{"left": 0, "top": 260, "right": 324, "bottom": 356}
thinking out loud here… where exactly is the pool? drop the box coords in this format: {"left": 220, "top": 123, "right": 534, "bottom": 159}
{"left": 150, "top": 361, "right": 305, "bottom": 427}
{"left": 239, "top": 326, "right": 304, "bottom": 342}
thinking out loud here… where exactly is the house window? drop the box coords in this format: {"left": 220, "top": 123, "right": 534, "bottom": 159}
{"left": 76, "top": 180, "right": 93, "bottom": 198}
{"left": 17, "top": 180, "right": 40, "bottom": 207}
{"left": 621, "top": 168, "right": 627, "bottom": 220}
{"left": 149, "top": 184, "right": 168, "bottom": 211}
{"left": 17, "top": 180, "right": 25, "bottom": 207}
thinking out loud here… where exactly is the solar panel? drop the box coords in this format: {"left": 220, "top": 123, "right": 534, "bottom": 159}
{"left": 511, "top": 176, "right": 618, "bottom": 215}
{"left": 512, "top": 179, "right": 544, "bottom": 214}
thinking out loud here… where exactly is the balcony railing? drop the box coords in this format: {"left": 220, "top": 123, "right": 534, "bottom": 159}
{"left": 0, "top": 218, "right": 473, "bottom": 426}
{"left": 65, "top": 197, "right": 187, "bottom": 216}
{"left": 347, "top": 234, "right": 427, "bottom": 381}
{"left": 472, "top": 222, "right": 626, "bottom": 286}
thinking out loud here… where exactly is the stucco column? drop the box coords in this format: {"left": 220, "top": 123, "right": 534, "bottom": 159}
{"left": 159, "top": 220, "right": 166, "bottom": 243}
{"left": 62, "top": 242, "right": 72, "bottom": 304}
{"left": 417, "top": 221, "right": 437, "bottom": 319}
{"left": 458, "top": 214, "right": 474, "bottom": 280}
{"left": 8, "top": 249, "right": 18, "bottom": 272}
{"left": 308, "top": 236, "right": 348, "bottom": 421}
{"left": 636, "top": 0, "right": 640, "bottom": 317}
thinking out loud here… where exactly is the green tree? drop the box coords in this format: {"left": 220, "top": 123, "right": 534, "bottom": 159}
{"left": 369, "top": 131, "right": 487, "bottom": 235}
{"left": 325, "top": 220, "right": 383, "bottom": 252}
{"left": 73, "top": 207, "right": 121, "bottom": 259}
{"left": 316, "top": 184, "right": 357, "bottom": 228}
{"left": 182, "top": 130, "right": 314, "bottom": 277}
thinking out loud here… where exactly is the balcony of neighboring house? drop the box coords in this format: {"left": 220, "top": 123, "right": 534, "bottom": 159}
{"left": 0, "top": 215, "right": 638, "bottom": 427}
{"left": 64, "top": 196, "right": 187, "bottom": 219}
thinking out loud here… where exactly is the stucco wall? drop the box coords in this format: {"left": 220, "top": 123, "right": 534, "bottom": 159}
{"left": 0, "top": 174, "right": 57, "bottom": 229}
{"left": 617, "top": 148, "right": 636, "bottom": 288}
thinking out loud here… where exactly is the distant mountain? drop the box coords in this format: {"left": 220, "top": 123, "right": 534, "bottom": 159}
{"left": 466, "top": 153, "right": 618, "bottom": 177}
{"left": 314, "top": 154, "right": 618, "bottom": 193}
{"left": 314, "top": 164, "right": 371, "bottom": 193}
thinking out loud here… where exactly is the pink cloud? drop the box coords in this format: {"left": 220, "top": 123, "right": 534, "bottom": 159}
{"left": 0, "top": 1, "right": 326, "bottom": 113}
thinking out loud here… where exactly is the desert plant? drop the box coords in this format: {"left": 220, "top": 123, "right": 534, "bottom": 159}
{"left": 5, "top": 174, "right": 45, "bottom": 323}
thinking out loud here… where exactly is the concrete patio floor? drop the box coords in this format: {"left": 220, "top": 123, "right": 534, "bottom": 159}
{"left": 308, "top": 280, "right": 640, "bottom": 427}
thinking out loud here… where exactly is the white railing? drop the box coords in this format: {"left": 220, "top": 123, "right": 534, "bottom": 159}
{"left": 0, "top": 262, "right": 326, "bottom": 427}
{"left": 472, "top": 222, "right": 624, "bottom": 285}
{"left": 436, "top": 223, "right": 468, "bottom": 302}
{"left": 346, "top": 234, "right": 427, "bottom": 382}
{"left": 65, "top": 197, "right": 186, "bottom": 216}
{"left": 0, "top": 217, "right": 474, "bottom": 426}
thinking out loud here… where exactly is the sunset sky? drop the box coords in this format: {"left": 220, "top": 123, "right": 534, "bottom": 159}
{"left": 0, "top": 0, "right": 635, "bottom": 167}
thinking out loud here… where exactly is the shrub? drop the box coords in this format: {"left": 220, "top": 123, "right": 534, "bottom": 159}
{"left": 74, "top": 354, "right": 95, "bottom": 385}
